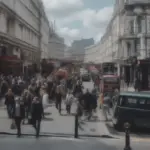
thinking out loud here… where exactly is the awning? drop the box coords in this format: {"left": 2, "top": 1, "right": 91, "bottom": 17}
{"left": 0, "top": 56, "right": 22, "bottom": 63}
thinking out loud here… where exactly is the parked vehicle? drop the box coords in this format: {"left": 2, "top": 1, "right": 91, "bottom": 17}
{"left": 112, "top": 92, "right": 150, "bottom": 130}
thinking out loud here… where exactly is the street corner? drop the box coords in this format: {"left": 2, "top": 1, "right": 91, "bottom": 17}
{"left": 105, "top": 122, "right": 123, "bottom": 137}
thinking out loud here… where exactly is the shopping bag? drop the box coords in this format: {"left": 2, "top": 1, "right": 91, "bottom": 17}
{"left": 10, "top": 120, "right": 16, "bottom": 130}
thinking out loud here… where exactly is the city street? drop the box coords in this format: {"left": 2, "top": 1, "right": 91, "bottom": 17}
{"left": 0, "top": 100, "right": 109, "bottom": 137}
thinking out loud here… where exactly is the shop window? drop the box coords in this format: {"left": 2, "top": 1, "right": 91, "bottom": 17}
{"left": 1, "top": 46, "right": 7, "bottom": 56}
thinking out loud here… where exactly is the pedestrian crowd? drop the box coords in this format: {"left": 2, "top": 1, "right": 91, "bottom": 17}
{"left": 0, "top": 73, "right": 98, "bottom": 138}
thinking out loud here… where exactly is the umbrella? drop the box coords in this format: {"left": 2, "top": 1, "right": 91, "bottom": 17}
{"left": 55, "top": 69, "right": 68, "bottom": 79}
{"left": 89, "top": 66, "right": 99, "bottom": 74}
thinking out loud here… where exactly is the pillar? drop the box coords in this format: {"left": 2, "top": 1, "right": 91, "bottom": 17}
{"left": 117, "top": 64, "right": 121, "bottom": 76}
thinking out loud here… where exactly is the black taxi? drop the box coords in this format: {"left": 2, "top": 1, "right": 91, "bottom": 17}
{"left": 112, "top": 92, "right": 150, "bottom": 129}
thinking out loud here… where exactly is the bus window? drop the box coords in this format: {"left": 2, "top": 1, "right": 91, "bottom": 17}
{"left": 104, "top": 77, "right": 119, "bottom": 83}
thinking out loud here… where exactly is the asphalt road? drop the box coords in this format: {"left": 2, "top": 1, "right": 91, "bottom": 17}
{"left": 0, "top": 136, "right": 150, "bottom": 150}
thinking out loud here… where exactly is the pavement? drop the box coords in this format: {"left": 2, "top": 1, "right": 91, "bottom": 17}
{"left": 0, "top": 99, "right": 110, "bottom": 137}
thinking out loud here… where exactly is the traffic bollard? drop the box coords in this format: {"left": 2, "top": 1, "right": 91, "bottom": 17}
{"left": 124, "top": 123, "right": 131, "bottom": 150}
{"left": 74, "top": 114, "right": 79, "bottom": 138}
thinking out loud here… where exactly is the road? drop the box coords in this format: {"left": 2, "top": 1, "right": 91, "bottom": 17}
{"left": 0, "top": 136, "right": 150, "bottom": 150}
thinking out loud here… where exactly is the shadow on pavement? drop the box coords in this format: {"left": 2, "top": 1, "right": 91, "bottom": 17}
{"left": 43, "top": 118, "right": 54, "bottom": 121}
{"left": 90, "top": 128, "right": 96, "bottom": 132}
{"left": 44, "top": 112, "right": 52, "bottom": 116}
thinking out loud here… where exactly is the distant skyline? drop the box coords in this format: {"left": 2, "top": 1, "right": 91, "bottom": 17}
{"left": 43, "top": 0, "right": 115, "bottom": 45}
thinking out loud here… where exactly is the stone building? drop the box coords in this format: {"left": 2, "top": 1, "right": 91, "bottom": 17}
{"left": 48, "top": 32, "right": 65, "bottom": 60}
{"left": 84, "top": 0, "right": 150, "bottom": 90}
{"left": 0, "top": 0, "right": 50, "bottom": 75}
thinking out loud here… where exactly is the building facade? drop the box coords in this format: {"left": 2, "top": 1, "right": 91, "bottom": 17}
{"left": 71, "top": 38, "right": 94, "bottom": 61}
{"left": 48, "top": 33, "right": 65, "bottom": 60}
{"left": 84, "top": 0, "right": 150, "bottom": 90}
{"left": 40, "top": 2, "right": 50, "bottom": 59}
{"left": 0, "top": 0, "right": 50, "bottom": 74}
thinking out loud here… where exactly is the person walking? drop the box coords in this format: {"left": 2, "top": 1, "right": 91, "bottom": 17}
{"left": 12, "top": 97, "right": 25, "bottom": 137}
{"left": 5, "top": 89, "right": 15, "bottom": 118}
{"left": 55, "top": 82, "right": 63, "bottom": 114}
{"left": 31, "top": 97, "right": 43, "bottom": 138}
{"left": 65, "top": 91, "right": 74, "bottom": 114}
{"left": 83, "top": 89, "right": 93, "bottom": 120}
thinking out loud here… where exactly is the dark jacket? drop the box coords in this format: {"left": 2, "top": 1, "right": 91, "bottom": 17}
{"left": 5, "top": 94, "right": 15, "bottom": 106}
{"left": 12, "top": 103, "right": 25, "bottom": 119}
{"left": 83, "top": 92, "right": 93, "bottom": 110}
{"left": 31, "top": 101, "right": 43, "bottom": 120}
{"left": 91, "top": 94, "right": 97, "bottom": 109}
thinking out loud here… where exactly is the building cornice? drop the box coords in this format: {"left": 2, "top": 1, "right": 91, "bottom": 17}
{"left": 0, "top": 32, "right": 39, "bottom": 52}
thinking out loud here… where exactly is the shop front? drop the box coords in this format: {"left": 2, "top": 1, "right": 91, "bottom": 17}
{"left": 136, "top": 59, "right": 150, "bottom": 91}
{"left": 0, "top": 56, "right": 23, "bottom": 75}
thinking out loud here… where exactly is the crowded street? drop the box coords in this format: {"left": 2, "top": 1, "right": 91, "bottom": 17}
{"left": 1, "top": 0, "right": 150, "bottom": 150}
{"left": 0, "top": 74, "right": 108, "bottom": 137}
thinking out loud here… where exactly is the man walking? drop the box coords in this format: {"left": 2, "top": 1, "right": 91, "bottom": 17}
{"left": 31, "top": 97, "right": 43, "bottom": 138}
{"left": 12, "top": 97, "right": 25, "bottom": 137}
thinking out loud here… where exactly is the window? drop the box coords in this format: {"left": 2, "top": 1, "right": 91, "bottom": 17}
{"left": 120, "top": 96, "right": 138, "bottom": 108}
{"left": 104, "top": 77, "right": 119, "bottom": 83}
{"left": 127, "top": 42, "right": 131, "bottom": 56}
{"left": 130, "top": 20, "right": 134, "bottom": 34}
{"left": 137, "top": 16, "right": 142, "bottom": 33}
{"left": 1, "top": 46, "right": 7, "bottom": 56}
{"left": 6, "top": 19, "right": 11, "bottom": 33}
{"left": 19, "top": 24, "right": 23, "bottom": 39}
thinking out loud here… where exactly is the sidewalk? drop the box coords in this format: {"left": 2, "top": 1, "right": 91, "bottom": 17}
{"left": 0, "top": 102, "right": 111, "bottom": 137}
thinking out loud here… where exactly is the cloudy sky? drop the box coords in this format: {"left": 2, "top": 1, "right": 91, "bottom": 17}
{"left": 42, "top": 0, "right": 115, "bottom": 45}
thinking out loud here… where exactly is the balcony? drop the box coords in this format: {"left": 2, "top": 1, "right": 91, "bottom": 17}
{"left": 125, "top": 0, "right": 150, "bottom": 5}
{"left": 124, "top": 0, "right": 150, "bottom": 12}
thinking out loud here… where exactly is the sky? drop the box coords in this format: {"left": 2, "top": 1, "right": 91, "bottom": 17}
{"left": 42, "top": 0, "right": 115, "bottom": 45}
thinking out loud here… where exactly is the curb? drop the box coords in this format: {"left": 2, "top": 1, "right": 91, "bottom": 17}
{"left": 0, "top": 132, "right": 117, "bottom": 139}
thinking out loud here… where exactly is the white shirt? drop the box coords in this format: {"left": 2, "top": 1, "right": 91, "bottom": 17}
{"left": 42, "top": 93, "right": 49, "bottom": 109}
